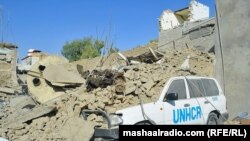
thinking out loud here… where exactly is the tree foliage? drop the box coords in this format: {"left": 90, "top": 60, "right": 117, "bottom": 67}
{"left": 61, "top": 37, "right": 104, "bottom": 61}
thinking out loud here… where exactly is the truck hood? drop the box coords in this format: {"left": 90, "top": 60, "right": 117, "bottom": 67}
{"left": 115, "top": 102, "right": 162, "bottom": 125}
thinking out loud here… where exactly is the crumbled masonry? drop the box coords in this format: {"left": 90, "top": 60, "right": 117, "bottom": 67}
{"left": 0, "top": 47, "right": 216, "bottom": 141}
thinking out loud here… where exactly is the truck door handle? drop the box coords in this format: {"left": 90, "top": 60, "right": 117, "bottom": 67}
{"left": 204, "top": 101, "right": 209, "bottom": 104}
{"left": 184, "top": 104, "right": 190, "bottom": 107}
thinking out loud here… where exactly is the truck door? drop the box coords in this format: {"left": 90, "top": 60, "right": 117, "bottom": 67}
{"left": 162, "top": 78, "right": 203, "bottom": 124}
{"left": 199, "top": 79, "right": 222, "bottom": 122}
{"left": 186, "top": 78, "right": 207, "bottom": 124}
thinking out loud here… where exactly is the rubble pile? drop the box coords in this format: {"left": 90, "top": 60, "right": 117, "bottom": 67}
{"left": 74, "top": 42, "right": 158, "bottom": 70}
{"left": 0, "top": 93, "right": 95, "bottom": 141}
{"left": 0, "top": 47, "right": 215, "bottom": 141}
{"left": 93, "top": 48, "right": 214, "bottom": 111}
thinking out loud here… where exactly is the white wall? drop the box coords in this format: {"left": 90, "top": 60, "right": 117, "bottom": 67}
{"left": 189, "top": 0, "right": 209, "bottom": 22}
{"left": 159, "top": 10, "right": 180, "bottom": 31}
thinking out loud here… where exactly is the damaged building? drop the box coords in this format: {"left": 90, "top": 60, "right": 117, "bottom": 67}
{"left": 159, "top": 0, "right": 209, "bottom": 31}
{"left": 158, "top": 0, "right": 215, "bottom": 52}
{"left": 0, "top": 43, "right": 18, "bottom": 89}
{"left": 18, "top": 49, "right": 43, "bottom": 73}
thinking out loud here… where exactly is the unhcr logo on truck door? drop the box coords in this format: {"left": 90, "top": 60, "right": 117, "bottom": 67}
{"left": 173, "top": 106, "right": 202, "bottom": 123}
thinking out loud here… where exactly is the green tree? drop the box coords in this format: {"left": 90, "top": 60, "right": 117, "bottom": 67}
{"left": 61, "top": 37, "right": 104, "bottom": 61}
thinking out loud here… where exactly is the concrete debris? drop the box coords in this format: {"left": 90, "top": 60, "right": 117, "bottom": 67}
{"left": 0, "top": 87, "right": 15, "bottom": 95}
{"left": 116, "top": 46, "right": 164, "bottom": 65}
{"left": 127, "top": 50, "right": 163, "bottom": 64}
{"left": 143, "top": 79, "right": 155, "bottom": 91}
{"left": 114, "top": 73, "right": 126, "bottom": 94}
{"left": 118, "top": 52, "right": 129, "bottom": 65}
{"left": 0, "top": 43, "right": 18, "bottom": 89}
{"left": 43, "top": 64, "right": 85, "bottom": 86}
{"left": 87, "top": 114, "right": 97, "bottom": 121}
{"left": 26, "top": 55, "right": 83, "bottom": 104}
{"left": 1, "top": 105, "right": 56, "bottom": 127}
{"left": 149, "top": 47, "right": 159, "bottom": 60}
{"left": 180, "top": 55, "right": 190, "bottom": 71}
{"left": 124, "top": 82, "right": 137, "bottom": 95}
{"left": 0, "top": 46, "right": 216, "bottom": 140}
{"left": 59, "top": 117, "right": 94, "bottom": 141}
{"left": 130, "top": 60, "right": 141, "bottom": 65}
{"left": 9, "top": 96, "right": 36, "bottom": 108}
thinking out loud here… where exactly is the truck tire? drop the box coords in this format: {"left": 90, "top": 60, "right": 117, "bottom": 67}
{"left": 217, "top": 115, "right": 224, "bottom": 125}
{"left": 207, "top": 113, "right": 219, "bottom": 125}
{"left": 135, "top": 121, "right": 152, "bottom": 125}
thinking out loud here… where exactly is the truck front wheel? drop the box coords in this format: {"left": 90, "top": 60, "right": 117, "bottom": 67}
{"left": 135, "top": 121, "right": 152, "bottom": 125}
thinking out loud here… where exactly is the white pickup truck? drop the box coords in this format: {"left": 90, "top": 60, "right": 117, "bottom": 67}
{"left": 82, "top": 76, "right": 228, "bottom": 140}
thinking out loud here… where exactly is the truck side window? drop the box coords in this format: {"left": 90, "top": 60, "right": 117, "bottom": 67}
{"left": 166, "top": 79, "right": 186, "bottom": 100}
{"left": 201, "top": 79, "right": 219, "bottom": 96}
{"left": 188, "top": 79, "right": 206, "bottom": 98}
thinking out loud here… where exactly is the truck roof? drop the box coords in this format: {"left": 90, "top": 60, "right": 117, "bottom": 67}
{"left": 172, "top": 76, "right": 216, "bottom": 80}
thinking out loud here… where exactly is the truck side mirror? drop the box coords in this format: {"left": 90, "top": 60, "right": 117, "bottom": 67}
{"left": 165, "top": 93, "right": 178, "bottom": 101}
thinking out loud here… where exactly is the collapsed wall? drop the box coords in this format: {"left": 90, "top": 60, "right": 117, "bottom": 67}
{"left": 0, "top": 43, "right": 18, "bottom": 99}
{"left": 0, "top": 43, "right": 18, "bottom": 87}
{"left": 158, "top": 18, "right": 215, "bottom": 53}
